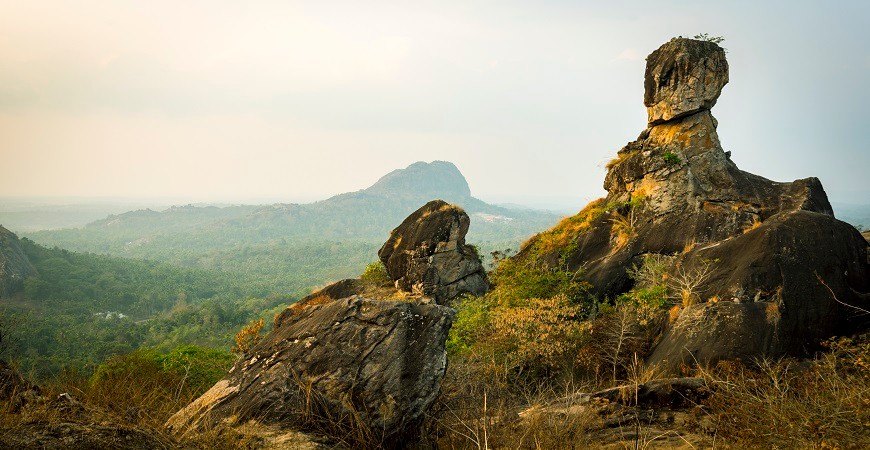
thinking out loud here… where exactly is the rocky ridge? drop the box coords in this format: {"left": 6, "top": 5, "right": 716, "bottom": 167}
{"left": 0, "top": 226, "right": 37, "bottom": 298}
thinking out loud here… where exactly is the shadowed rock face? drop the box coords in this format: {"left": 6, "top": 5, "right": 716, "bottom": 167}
{"left": 0, "top": 226, "right": 37, "bottom": 298}
{"left": 166, "top": 297, "right": 455, "bottom": 446}
{"left": 379, "top": 200, "right": 488, "bottom": 304}
{"left": 519, "top": 38, "right": 870, "bottom": 370}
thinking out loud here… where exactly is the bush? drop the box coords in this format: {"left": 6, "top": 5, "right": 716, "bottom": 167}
{"left": 360, "top": 261, "right": 391, "bottom": 287}
{"left": 446, "top": 258, "right": 597, "bottom": 381}
{"left": 662, "top": 151, "right": 681, "bottom": 165}
{"left": 488, "top": 258, "right": 592, "bottom": 307}
{"left": 88, "top": 345, "right": 235, "bottom": 424}
{"left": 232, "top": 318, "right": 264, "bottom": 355}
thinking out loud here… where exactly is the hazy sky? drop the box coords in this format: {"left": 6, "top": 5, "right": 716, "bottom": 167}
{"left": 1, "top": 1, "right": 868, "bottom": 209}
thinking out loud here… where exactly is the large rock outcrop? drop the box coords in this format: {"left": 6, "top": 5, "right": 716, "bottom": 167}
{"left": 379, "top": 200, "right": 488, "bottom": 304}
{"left": 0, "top": 226, "right": 37, "bottom": 298}
{"left": 519, "top": 37, "right": 870, "bottom": 370}
{"left": 167, "top": 296, "right": 455, "bottom": 447}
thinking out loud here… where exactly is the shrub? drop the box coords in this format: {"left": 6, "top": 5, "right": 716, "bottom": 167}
{"left": 360, "top": 261, "right": 391, "bottom": 287}
{"left": 92, "top": 345, "right": 234, "bottom": 401}
{"left": 233, "top": 318, "right": 265, "bottom": 355}
{"left": 491, "top": 294, "right": 588, "bottom": 371}
{"left": 662, "top": 151, "right": 681, "bottom": 165}
{"left": 446, "top": 295, "right": 494, "bottom": 355}
{"left": 693, "top": 33, "right": 725, "bottom": 44}
{"left": 488, "top": 258, "right": 593, "bottom": 307}
{"left": 446, "top": 258, "right": 597, "bottom": 382}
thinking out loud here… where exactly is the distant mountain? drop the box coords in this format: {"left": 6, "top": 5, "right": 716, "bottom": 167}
{"left": 364, "top": 160, "right": 471, "bottom": 200}
{"left": 832, "top": 202, "right": 870, "bottom": 231}
{"left": 25, "top": 161, "right": 561, "bottom": 289}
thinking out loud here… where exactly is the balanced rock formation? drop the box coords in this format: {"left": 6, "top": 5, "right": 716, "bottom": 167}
{"left": 378, "top": 200, "right": 488, "bottom": 304}
{"left": 644, "top": 38, "right": 729, "bottom": 125}
{"left": 0, "top": 226, "right": 37, "bottom": 298}
{"left": 519, "top": 38, "right": 870, "bottom": 369}
{"left": 167, "top": 296, "right": 455, "bottom": 447}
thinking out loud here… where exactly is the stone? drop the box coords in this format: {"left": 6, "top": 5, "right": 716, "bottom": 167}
{"left": 644, "top": 38, "right": 729, "bottom": 125}
{"left": 167, "top": 296, "right": 455, "bottom": 447}
{"left": 0, "top": 226, "right": 38, "bottom": 298}
{"left": 378, "top": 200, "right": 488, "bottom": 304}
{"left": 517, "top": 37, "right": 870, "bottom": 371}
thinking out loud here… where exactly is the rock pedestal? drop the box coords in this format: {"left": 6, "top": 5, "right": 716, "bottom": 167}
{"left": 379, "top": 200, "right": 488, "bottom": 304}
{"left": 519, "top": 37, "right": 870, "bottom": 370}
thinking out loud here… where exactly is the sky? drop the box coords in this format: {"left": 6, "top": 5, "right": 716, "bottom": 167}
{"left": 1, "top": 0, "right": 868, "bottom": 210}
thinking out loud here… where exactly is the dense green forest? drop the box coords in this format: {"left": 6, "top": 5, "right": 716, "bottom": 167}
{"left": 2, "top": 238, "right": 367, "bottom": 377}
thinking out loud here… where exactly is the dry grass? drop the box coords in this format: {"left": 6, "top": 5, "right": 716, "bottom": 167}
{"left": 609, "top": 211, "right": 635, "bottom": 251}
{"left": 742, "top": 216, "right": 762, "bottom": 234}
{"left": 606, "top": 150, "right": 637, "bottom": 171}
{"left": 696, "top": 338, "right": 870, "bottom": 449}
{"left": 524, "top": 198, "right": 606, "bottom": 256}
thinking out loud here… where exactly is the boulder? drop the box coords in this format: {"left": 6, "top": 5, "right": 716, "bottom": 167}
{"left": 644, "top": 38, "right": 729, "bottom": 125}
{"left": 378, "top": 200, "right": 488, "bottom": 303}
{"left": 518, "top": 37, "right": 870, "bottom": 370}
{"left": 167, "top": 296, "right": 455, "bottom": 447}
{"left": 0, "top": 226, "right": 38, "bottom": 298}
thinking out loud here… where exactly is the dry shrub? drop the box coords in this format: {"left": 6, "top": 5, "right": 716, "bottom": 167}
{"left": 425, "top": 356, "right": 600, "bottom": 450}
{"left": 609, "top": 211, "right": 634, "bottom": 251}
{"left": 232, "top": 318, "right": 265, "bottom": 355}
{"left": 491, "top": 294, "right": 587, "bottom": 370}
{"left": 581, "top": 304, "right": 664, "bottom": 385}
{"left": 699, "top": 337, "right": 870, "bottom": 448}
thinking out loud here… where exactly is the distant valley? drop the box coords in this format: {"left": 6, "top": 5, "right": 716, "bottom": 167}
{"left": 15, "top": 161, "right": 561, "bottom": 296}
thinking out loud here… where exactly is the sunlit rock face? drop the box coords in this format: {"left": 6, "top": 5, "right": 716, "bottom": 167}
{"left": 644, "top": 38, "right": 729, "bottom": 125}
{"left": 518, "top": 37, "right": 870, "bottom": 371}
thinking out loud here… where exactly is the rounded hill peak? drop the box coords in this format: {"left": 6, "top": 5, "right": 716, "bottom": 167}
{"left": 364, "top": 161, "right": 471, "bottom": 200}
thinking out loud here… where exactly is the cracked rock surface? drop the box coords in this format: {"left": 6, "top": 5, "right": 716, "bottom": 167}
{"left": 379, "top": 199, "right": 488, "bottom": 304}
{"left": 166, "top": 296, "right": 454, "bottom": 446}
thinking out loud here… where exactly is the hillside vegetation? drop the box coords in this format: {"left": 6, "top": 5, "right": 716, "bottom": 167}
{"left": 3, "top": 238, "right": 293, "bottom": 377}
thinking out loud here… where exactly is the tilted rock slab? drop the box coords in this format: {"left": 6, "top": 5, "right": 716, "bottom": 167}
{"left": 166, "top": 296, "right": 455, "bottom": 446}
{"left": 379, "top": 200, "right": 487, "bottom": 304}
{"left": 519, "top": 37, "right": 870, "bottom": 370}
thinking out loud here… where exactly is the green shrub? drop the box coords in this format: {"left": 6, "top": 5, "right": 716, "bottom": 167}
{"left": 662, "top": 151, "right": 681, "bottom": 165}
{"left": 360, "top": 261, "right": 391, "bottom": 287}
{"left": 446, "top": 295, "right": 494, "bottom": 355}
{"left": 488, "top": 258, "right": 592, "bottom": 307}
{"left": 92, "top": 345, "right": 234, "bottom": 397}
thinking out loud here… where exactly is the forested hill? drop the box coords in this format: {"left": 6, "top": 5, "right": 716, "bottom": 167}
{"left": 3, "top": 237, "right": 292, "bottom": 376}
{"left": 25, "top": 161, "right": 562, "bottom": 263}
